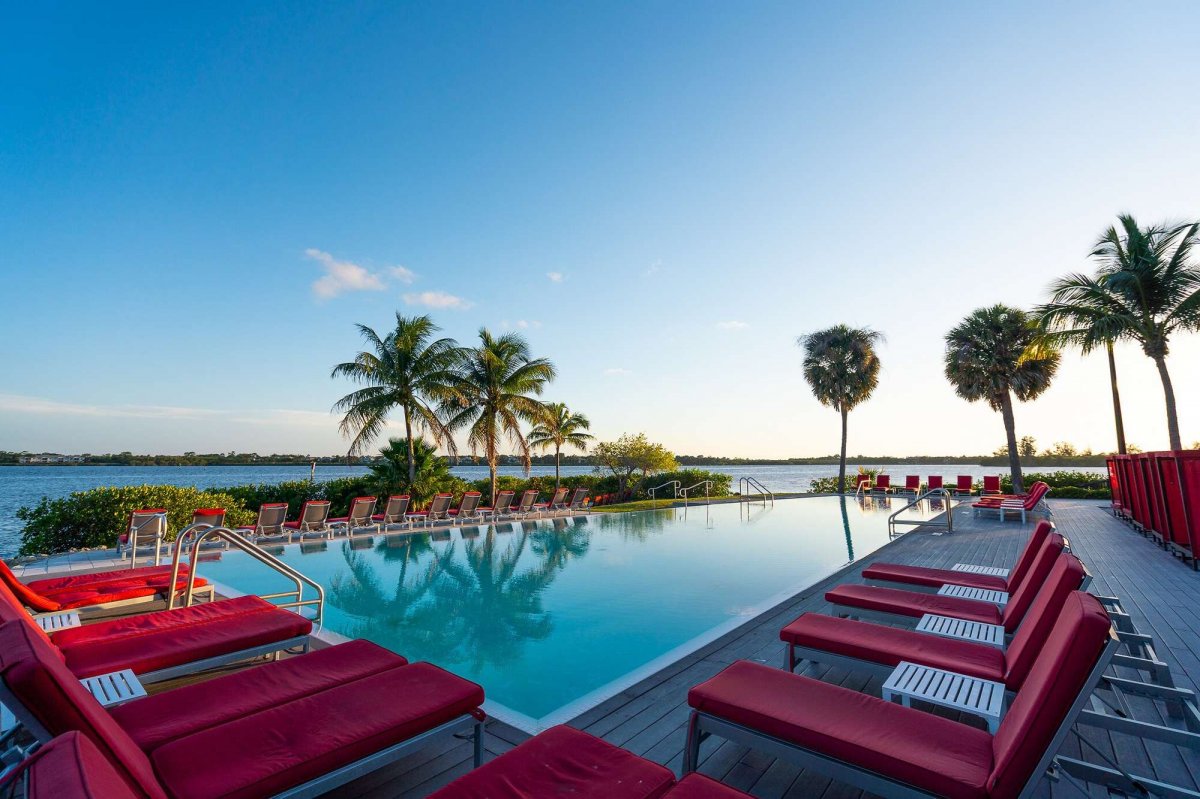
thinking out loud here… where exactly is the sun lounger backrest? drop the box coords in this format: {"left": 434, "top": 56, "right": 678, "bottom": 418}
{"left": 383, "top": 495, "right": 410, "bottom": 521}
{"left": 875, "top": 475, "right": 890, "bottom": 489}
{"left": 983, "top": 475, "right": 1001, "bottom": 493}
{"left": 1003, "top": 553, "right": 1087, "bottom": 690}
{"left": 257, "top": 502, "right": 288, "bottom": 533}
{"left": 927, "top": 476, "right": 943, "bottom": 490}
{"left": 1000, "top": 532, "right": 1066, "bottom": 633}
{"left": 989, "top": 592, "right": 1114, "bottom": 798}
{"left": 190, "top": 508, "right": 225, "bottom": 528}
{"left": 0, "top": 622, "right": 167, "bottom": 799}
{"left": 348, "top": 496, "right": 377, "bottom": 523}
{"left": 550, "top": 487, "right": 569, "bottom": 506}
{"left": 1023, "top": 482, "right": 1050, "bottom": 509}
{"left": 956, "top": 475, "right": 972, "bottom": 491}
{"left": 492, "top": 491, "right": 514, "bottom": 512}
{"left": 298, "top": 500, "right": 331, "bottom": 529}
{"left": 8, "top": 731, "right": 141, "bottom": 799}
{"left": 0, "top": 580, "right": 59, "bottom": 652}
{"left": 1006, "top": 521, "right": 1053, "bottom": 591}
{"left": 459, "top": 492, "right": 482, "bottom": 514}
{"left": 569, "top": 487, "right": 588, "bottom": 506}
{"left": 429, "top": 493, "right": 453, "bottom": 516}
{"left": 516, "top": 490, "right": 538, "bottom": 511}
{"left": 0, "top": 559, "right": 58, "bottom": 612}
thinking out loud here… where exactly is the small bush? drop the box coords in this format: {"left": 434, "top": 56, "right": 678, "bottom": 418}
{"left": 1001, "top": 470, "right": 1110, "bottom": 498}
{"left": 17, "top": 485, "right": 256, "bottom": 556}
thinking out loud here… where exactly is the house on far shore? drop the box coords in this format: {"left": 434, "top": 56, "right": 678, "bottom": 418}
{"left": 18, "top": 453, "right": 85, "bottom": 464}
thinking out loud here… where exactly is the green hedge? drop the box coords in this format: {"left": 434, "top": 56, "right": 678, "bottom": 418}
{"left": 16, "top": 485, "right": 256, "bottom": 556}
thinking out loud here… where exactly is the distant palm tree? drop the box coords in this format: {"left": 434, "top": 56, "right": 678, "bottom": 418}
{"left": 1037, "top": 215, "right": 1200, "bottom": 451}
{"left": 944, "top": 305, "right": 1060, "bottom": 494}
{"left": 367, "top": 437, "right": 455, "bottom": 505}
{"left": 527, "top": 403, "right": 593, "bottom": 489}
{"left": 798, "top": 325, "right": 883, "bottom": 493}
{"left": 448, "top": 329, "right": 557, "bottom": 503}
{"left": 331, "top": 314, "right": 465, "bottom": 486}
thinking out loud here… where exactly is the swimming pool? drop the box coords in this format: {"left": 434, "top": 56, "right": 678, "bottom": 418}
{"left": 197, "top": 495, "right": 943, "bottom": 731}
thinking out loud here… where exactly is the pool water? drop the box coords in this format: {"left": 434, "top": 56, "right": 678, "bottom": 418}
{"left": 197, "top": 495, "right": 943, "bottom": 730}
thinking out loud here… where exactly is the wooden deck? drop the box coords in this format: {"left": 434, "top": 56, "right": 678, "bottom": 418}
{"left": 324, "top": 498, "right": 1200, "bottom": 798}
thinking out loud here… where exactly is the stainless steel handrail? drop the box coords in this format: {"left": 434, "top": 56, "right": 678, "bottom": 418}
{"left": 739, "top": 477, "right": 774, "bottom": 506}
{"left": 679, "top": 480, "right": 712, "bottom": 506}
{"left": 648, "top": 480, "right": 681, "bottom": 504}
{"left": 887, "top": 488, "right": 955, "bottom": 536}
{"left": 166, "top": 524, "right": 325, "bottom": 626}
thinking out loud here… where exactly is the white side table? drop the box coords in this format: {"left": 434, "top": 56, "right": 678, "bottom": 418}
{"left": 937, "top": 584, "right": 1009, "bottom": 606}
{"left": 33, "top": 611, "right": 82, "bottom": 633}
{"left": 915, "top": 614, "right": 1006, "bottom": 649}
{"left": 882, "top": 661, "right": 1004, "bottom": 733}
{"left": 951, "top": 563, "right": 1010, "bottom": 578}
{"left": 80, "top": 670, "right": 147, "bottom": 707}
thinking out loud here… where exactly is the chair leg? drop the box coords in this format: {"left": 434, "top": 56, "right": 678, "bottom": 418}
{"left": 683, "top": 712, "right": 701, "bottom": 774}
{"left": 472, "top": 720, "right": 484, "bottom": 767}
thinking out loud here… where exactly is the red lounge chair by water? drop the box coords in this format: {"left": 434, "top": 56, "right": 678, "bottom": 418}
{"left": 872, "top": 474, "right": 892, "bottom": 493}
{"left": 863, "top": 521, "right": 1053, "bottom": 593}
{"left": 428, "top": 724, "right": 749, "bottom": 799}
{"left": 684, "top": 592, "right": 1118, "bottom": 798}
{"left": 783, "top": 553, "right": 1087, "bottom": 690}
{"left": 117, "top": 509, "right": 168, "bottom": 567}
{"left": 927, "top": 475, "right": 944, "bottom": 492}
{"left": 480, "top": 490, "right": 514, "bottom": 521}
{"left": 407, "top": 493, "right": 454, "bottom": 527}
{"left": 0, "top": 577, "right": 310, "bottom": 684}
{"left": 236, "top": 502, "right": 289, "bottom": 542}
{"left": 372, "top": 495, "right": 412, "bottom": 530}
{"left": 982, "top": 474, "right": 1003, "bottom": 495}
{"left": 0, "top": 621, "right": 486, "bottom": 799}
{"left": 510, "top": 489, "right": 539, "bottom": 517}
{"left": 902, "top": 475, "right": 922, "bottom": 495}
{"left": 0, "top": 731, "right": 141, "bottom": 799}
{"left": 448, "top": 492, "right": 484, "bottom": 523}
{"left": 974, "top": 482, "right": 1052, "bottom": 523}
{"left": 532, "top": 487, "right": 569, "bottom": 516}
{"left": 0, "top": 559, "right": 210, "bottom": 617}
{"left": 952, "top": 475, "right": 974, "bottom": 495}
{"left": 329, "top": 496, "right": 378, "bottom": 535}
{"left": 283, "top": 500, "right": 333, "bottom": 539}
{"left": 825, "top": 533, "right": 1068, "bottom": 634}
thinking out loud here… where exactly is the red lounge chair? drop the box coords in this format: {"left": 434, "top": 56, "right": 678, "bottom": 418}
{"left": 927, "top": 475, "right": 944, "bottom": 492}
{"left": 0, "top": 578, "right": 310, "bottom": 683}
{"left": 783, "top": 553, "right": 1087, "bottom": 690}
{"left": 190, "top": 508, "right": 225, "bottom": 528}
{"left": 974, "top": 482, "right": 1051, "bottom": 523}
{"left": 872, "top": 474, "right": 892, "bottom": 493}
{"left": 329, "top": 496, "right": 378, "bottom": 534}
{"left": 283, "top": 499, "right": 333, "bottom": 538}
{"left": 684, "top": 592, "right": 1118, "bottom": 798}
{"left": 511, "top": 489, "right": 539, "bottom": 517}
{"left": 952, "top": 474, "right": 974, "bottom": 495}
{"left": 902, "top": 475, "right": 922, "bottom": 495}
{"left": 372, "top": 494, "right": 412, "bottom": 529}
{"left": 448, "top": 491, "right": 484, "bottom": 522}
{"left": 533, "top": 487, "right": 570, "bottom": 516}
{"left": 236, "top": 501, "right": 289, "bottom": 541}
{"left": 0, "top": 559, "right": 210, "bottom": 616}
{"left": 480, "top": 490, "right": 514, "bottom": 520}
{"left": 407, "top": 492, "right": 454, "bottom": 527}
{"left": 826, "top": 533, "right": 1067, "bottom": 633}
{"left": 0, "top": 731, "right": 141, "bottom": 799}
{"left": 117, "top": 508, "right": 169, "bottom": 567}
{"left": 0, "top": 621, "right": 486, "bottom": 799}
{"left": 862, "top": 520, "right": 1052, "bottom": 593}
{"left": 428, "top": 724, "right": 748, "bottom": 799}
{"left": 564, "top": 486, "right": 590, "bottom": 513}
{"left": 982, "top": 474, "right": 1002, "bottom": 495}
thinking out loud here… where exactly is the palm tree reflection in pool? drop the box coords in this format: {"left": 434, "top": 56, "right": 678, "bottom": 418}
{"left": 531, "top": 517, "right": 591, "bottom": 572}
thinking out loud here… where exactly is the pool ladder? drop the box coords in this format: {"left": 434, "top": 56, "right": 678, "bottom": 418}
{"left": 888, "top": 488, "right": 955, "bottom": 536}
{"left": 739, "top": 477, "right": 774, "bottom": 506}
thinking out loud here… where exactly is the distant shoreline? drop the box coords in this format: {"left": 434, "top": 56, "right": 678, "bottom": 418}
{"left": 2, "top": 458, "right": 1111, "bottom": 468}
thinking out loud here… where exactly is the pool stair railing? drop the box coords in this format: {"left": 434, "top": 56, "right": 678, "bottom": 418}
{"left": 887, "top": 487, "right": 955, "bottom": 537}
{"left": 738, "top": 477, "right": 774, "bottom": 506}
{"left": 648, "top": 480, "right": 681, "bottom": 505}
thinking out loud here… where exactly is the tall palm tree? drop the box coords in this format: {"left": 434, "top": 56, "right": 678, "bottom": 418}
{"left": 527, "top": 403, "right": 593, "bottom": 489}
{"left": 944, "top": 305, "right": 1061, "bottom": 494}
{"left": 331, "top": 314, "right": 465, "bottom": 486}
{"left": 448, "top": 329, "right": 557, "bottom": 503}
{"left": 798, "top": 325, "right": 883, "bottom": 493}
{"left": 1038, "top": 215, "right": 1200, "bottom": 451}
{"left": 1035, "top": 288, "right": 1128, "bottom": 454}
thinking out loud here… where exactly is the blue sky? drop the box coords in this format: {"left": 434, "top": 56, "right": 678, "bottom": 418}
{"left": 2, "top": 1, "right": 1198, "bottom": 457}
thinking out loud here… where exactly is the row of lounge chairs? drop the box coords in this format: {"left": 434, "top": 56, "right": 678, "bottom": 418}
{"left": 1109, "top": 450, "right": 1200, "bottom": 568}
{"left": 410, "top": 521, "right": 1197, "bottom": 798}
{"left": 119, "top": 488, "right": 594, "bottom": 561}
{"left": 856, "top": 473, "right": 1008, "bottom": 496}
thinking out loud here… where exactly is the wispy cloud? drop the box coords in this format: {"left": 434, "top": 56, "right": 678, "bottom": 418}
{"left": 403, "top": 290, "right": 473, "bottom": 310}
{"left": 546, "top": 271, "right": 564, "bottom": 283}
{"left": 388, "top": 265, "right": 416, "bottom": 284}
{"left": 716, "top": 320, "right": 749, "bottom": 331}
{"left": 0, "top": 393, "right": 332, "bottom": 427}
{"left": 643, "top": 259, "right": 662, "bottom": 278}
{"left": 603, "top": 367, "right": 631, "bottom": 376}
{"left": 305, "top": 249, "right": 386, "bottom": 299}
{"left": 500, "top": 319, "right": 542, "bottom": 330}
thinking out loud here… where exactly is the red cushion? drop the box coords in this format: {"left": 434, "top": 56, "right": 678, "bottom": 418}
{"left": 687, "top": 660, "right": 992, "bottom": 799}
{"left": 148, "top": 661, "right": 484, "bottom": 799}
{"left": 27, "top": 565, "right": 192, "bottom": 594}
{"left": 1003, "top": 554, "right": 1086, "bottom": 691}
{"left": 780, "top": 613, "right": 1006, "bottom": 685}
{"left": 0, "top": 579, "right": 60, "bottom": 653}
{"left": 427, "top": 725, "right": 675, "bottom": 799}
{"left": 110, "top": 639, "right": 407, "bottom": 751}
{"left": 0, "top": 559, "right": 61, "bottom": 611}
{"left": 7, "top": 732, "right": 140, "bottom": 799}
{"left": 989, "top": 593, "right": 1112, "bottom": 797}
{"left": 667, "top": 774, "right": 753, "bottom": 798}
{"left": 54, "top": 595, "right": 312, "bottom": 678}
{"left": 999, "top": 534, "right": 1065, "bottom": 633}
{"left": 861, "top": 563, "right": 1007, "bottom": 591}
{"left": 0, "top": 622, "right": 167, "bottom": 799}
{"left": 1003, "top": 521, "right": 1053, "bottom": 591}
{"left": 824, "top": 584, "right": 1003, "bottom": 626}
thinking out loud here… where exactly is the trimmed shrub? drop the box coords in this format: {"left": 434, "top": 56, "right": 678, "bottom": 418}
{"left": 1000, "top": 470, "right": 1110, "bottom": 498}
{"left": 17, "top": 485, "right": 256, "bottom": 556}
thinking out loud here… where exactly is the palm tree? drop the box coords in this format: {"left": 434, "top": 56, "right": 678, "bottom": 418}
{"left": 1037, "top": 216, "right": 1200, "bottom": 451}
{"left": 944, "top": 305, "right": 1061, "bottom": 494}
{"left": 331, "top": 314, "right": 465, "bottom": 486}
{"left": 798, "top": 326, "right": 883, "bottom": 493}
{"left": 1035, "top": 286, "right": 1128, "bottom": 454}
{"left": 527, "top": 403, "right": 593, "bottom": 489}
{"left": 367, "top": 437, "right": 456, "bottom": 505}
{"left": 448, "top": 329, "right": 557, "bottom": 503}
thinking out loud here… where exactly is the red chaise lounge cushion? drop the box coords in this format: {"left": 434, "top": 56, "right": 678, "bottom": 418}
{"left": 824, "top": 583, "right": 1004, "bottom": 624}
{"left": 2, "top": 562, "right": 208, "bottom": 613}
{"left": 1, "top": 731, "right": 139, "bottom": 799}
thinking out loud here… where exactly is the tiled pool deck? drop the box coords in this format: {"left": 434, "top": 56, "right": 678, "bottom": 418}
{"left": 15, "top": 498, "right": 1200, "bottom": 797}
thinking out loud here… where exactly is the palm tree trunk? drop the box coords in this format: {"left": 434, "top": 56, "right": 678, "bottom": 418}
{"left": 1000, "top": 391, "right": 1024, "bottom": 494}
{"left": 1106, "top": 341, "right": 1127, "bottom": 455}
{"left": 488, "top": 433, "right": 498, "bottom": 506}
{"left": 1153, "top": 355, "right": 1183, "bottom": 451}
{"left": 838, "top": 407, "right": 848, "bottom": 493}
{"left": 554, "top": 446, "right": 561, "bottom": 490}
{"left": 404, "top": 409, "right": 416, "bottom": 487}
